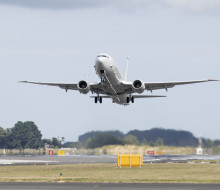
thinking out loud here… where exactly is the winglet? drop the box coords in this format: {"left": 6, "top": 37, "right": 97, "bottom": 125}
{"left": 124, "top": 57, "right": 129, "bottom": 81}
{"left": 208, "top": 79, "right": 219, "bottom": 82}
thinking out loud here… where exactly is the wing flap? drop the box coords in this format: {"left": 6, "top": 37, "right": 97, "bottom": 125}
{"left": 20, "top": 81, "right": 78, "bottom": 90}
{"left": 20, "top": 81, "right": 103, "bottom": 93}
{"left": 145, "top": 79, "right": 218, "bottom": 91}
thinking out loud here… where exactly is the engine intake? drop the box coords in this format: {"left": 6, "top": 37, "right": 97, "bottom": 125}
{"left": 77, "top": 80, "right": 90, "bottom": 94}
{"left": 132, "top": 80, "right": 145, "bottom": 93}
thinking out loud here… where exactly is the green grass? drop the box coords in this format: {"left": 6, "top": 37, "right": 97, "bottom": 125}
{"left": 0, "top": 163, "right": 220, "bottom": 183}
{"left": 190, "top": 159, "right": 220, "bottom": 163}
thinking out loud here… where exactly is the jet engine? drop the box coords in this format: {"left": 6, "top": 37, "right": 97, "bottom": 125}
{"left": 132, "top": 80, "right": 145, "bottom": 93}
{"left": 77, "top": 80, "right": 90, "bottom": 94}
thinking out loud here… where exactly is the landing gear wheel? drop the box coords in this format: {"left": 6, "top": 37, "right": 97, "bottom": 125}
{"left": 131, "top": 96, "right": 134, "bottom": 103}
{"left": 99, "top": 97, "right": 102, "bottom": 103}
{"left": 126, "top": 97, "right": 130, "bottom": 104}
{"left": 95, "top": 97, "right": 98, "bottom": 103}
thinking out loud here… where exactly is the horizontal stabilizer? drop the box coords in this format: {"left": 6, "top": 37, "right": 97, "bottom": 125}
{"left": 133, "top": 95, "right": 166, "bottom": 98}
{"left": 90, "top": 96, "right": 110, "bottom": 98}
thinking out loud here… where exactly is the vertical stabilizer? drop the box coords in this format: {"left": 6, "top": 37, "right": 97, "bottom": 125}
{"left": 124, "top": 57, "right": 129, "bottom": 81}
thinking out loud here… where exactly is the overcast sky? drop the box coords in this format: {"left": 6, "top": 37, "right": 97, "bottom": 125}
{"left": 0, "top": 0, "right": 220, "bottom": 141}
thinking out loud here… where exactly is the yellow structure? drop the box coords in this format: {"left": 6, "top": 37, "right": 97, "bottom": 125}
{"left": 117, "top": 154, "right": 143, "bottom": 168}
{"left": 156, "top": 151, "right": 162, "bottom": 155}
{"left": 57, "top": 150, "right": 65, "bottom": 156}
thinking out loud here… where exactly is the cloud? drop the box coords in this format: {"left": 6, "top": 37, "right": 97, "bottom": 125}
{"left": 0, "top": 0, "right": 220, "bottom": 12}
{"left": 0, "top": 0, "right": 103, "bottom": 10}
{"left": 0, "top": 0, "right": 153, "bottom": 10}
{"left": 165, "top": 0, "right": 220, "bottom": 12}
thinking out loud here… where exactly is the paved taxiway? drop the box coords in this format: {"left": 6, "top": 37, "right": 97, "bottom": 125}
{"left": 1, "top": 155, "right": 220, "bottom": 165}
{"left": 0, "top": 183, "right": 220, "bottom": 190}
{"left": 0, "top": 155, "right": 116, "bottom": 165}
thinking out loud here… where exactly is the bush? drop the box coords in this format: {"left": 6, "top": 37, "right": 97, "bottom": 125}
{"left": 85, "top": 133, "right": 123, "bottom": 149}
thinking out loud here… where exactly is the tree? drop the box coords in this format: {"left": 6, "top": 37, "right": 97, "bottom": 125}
{"left": 63, "top": 141, "right": 83, "bottom": 149}
{"left": 123, "top": 135, "right": 139, "bottom": 145}
{"left": 51, "top": 137, "right": 61, "bottom": 148}
{"left": 0, "top": 127, "right": 9, "bottom": 148}
{"left": 213, "top": 140, "right": 220, "bottom": 146}
{"left": 61, "top": 137, "right": 65, "bottom": 144}
{"left": 85, "top": 133, "right": 123, "bottom": 149}
{"left": 8, "top": 121, "right": 42, "bottom": 152}
{"left": 155, "top": 137, "right": 164, "bottom": 146}
{"left": 203, "top": 138, "right": 213, "bottom": 148}
{"left": 149, "top": 141, "right": 155, "bottom": 147}
{"left": 128, "top": 128, "right": 198, "bottom": 147}
{"left": 79, "top": 130, "right": 124, "bottom": 144}
{"left": 141, "top": 138, "right": 148, "bottom": 145}
{"left": 42, "top": 138, "right": 52, "bottom": 145}
{"left": 41, "top": 138, "right": 52, "bottom": 148}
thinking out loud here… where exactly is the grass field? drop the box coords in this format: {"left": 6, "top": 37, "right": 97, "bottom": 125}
{"left": 1, "top": 163, "right": 220, "bottom": 183}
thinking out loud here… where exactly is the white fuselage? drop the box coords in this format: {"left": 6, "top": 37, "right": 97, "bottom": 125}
{"left": 94, "top": 54, "right": 129, "bottom": 105}
{"left": 21, "top": 53, "right": 216, "bottom": 105}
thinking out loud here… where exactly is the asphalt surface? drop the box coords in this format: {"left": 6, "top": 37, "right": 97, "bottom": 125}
{"left": 1, "top": 154, "right": 220, "bottom": 165}
{"left": 0, "top": 183, "right": 220, "bottom": 190}
{"left": 0, "top": 155, "right": 116, "bottom": 165}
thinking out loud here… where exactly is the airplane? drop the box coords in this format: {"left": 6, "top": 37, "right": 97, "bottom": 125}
{"left": 21, "top": 53, "right": 218, "bottom": 105}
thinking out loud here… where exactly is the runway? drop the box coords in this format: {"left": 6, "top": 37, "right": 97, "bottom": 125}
{"left": 0, "top": 155, "right": 115, "bottom": 165}
{"left": 1, "top": 154, "right": 220, "bottom": 165}
{"left": 0, "top": 183, "right": 220, "bottom": 190}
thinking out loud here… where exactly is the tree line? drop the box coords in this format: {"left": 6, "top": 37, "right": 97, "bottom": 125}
{"left": 0, "top": 121, "right": 62, "bottom": 152}
{"left": 77, "top": 129, "right": 220, "bottom": 149}
{"left": 1, "top": 122, "right": 220, "bottom": 150}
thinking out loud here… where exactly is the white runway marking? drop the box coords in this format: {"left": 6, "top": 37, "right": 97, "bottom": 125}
{"left": 0, "top": 160, "right": 58, "bottom": 165}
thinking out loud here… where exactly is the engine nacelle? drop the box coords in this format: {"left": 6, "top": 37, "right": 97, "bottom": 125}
{"left": 132, "top": 80, "right": 145, "bottom": 93}
{"left": 77, "top": 80, "right": 90, "bottom": 94}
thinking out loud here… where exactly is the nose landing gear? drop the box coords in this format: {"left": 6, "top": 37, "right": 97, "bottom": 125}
{"left": 100, "top": 70, "right": 106, "bottom": 82}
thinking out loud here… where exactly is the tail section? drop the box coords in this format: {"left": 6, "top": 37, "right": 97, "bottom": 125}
{"left": 124, "top": 57, "right": 129, "bottom": 81}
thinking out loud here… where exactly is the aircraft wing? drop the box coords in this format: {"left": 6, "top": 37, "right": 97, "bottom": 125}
{"left": 20, "top": 81, "right": 103, "bottom": 93}
{"left": 144, "top": 79, "right": 218, "bottom": 92}
{"left": 20, "top": 81, "right": 78, "bottom": 91}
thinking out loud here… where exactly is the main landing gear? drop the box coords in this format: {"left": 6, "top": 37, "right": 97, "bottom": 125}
{"left": 95, "top": 96, "right": 102, "bottom": 104}
{"left": 126, "top": 96, "right": 134, "bottom": 104}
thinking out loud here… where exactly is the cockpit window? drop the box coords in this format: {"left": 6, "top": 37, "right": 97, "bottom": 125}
{"left": 97, "top": 55, "right": 109, "bottom": 59}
